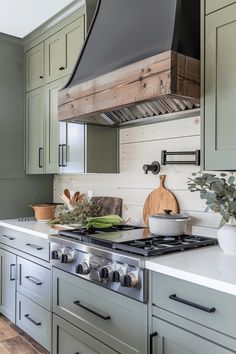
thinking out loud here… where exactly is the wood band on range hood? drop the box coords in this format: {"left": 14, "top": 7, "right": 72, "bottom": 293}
{"left": 58, "top": 50, "right": 200, "bottom": 125}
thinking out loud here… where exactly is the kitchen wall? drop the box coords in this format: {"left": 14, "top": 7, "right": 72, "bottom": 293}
{"left": 54, "top": 114, "right": 221, "bottom": 237}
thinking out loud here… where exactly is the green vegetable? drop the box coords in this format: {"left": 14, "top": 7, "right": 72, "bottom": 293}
{"left": 85, "top": 215, "right": 123, "bottom": 229}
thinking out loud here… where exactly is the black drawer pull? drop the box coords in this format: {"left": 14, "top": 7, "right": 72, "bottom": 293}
{"left": 2, "top": 234, "right": 14, "bottom": 240}
{"left": 73, "top": 300, "right": 111, "bottom": 320}
{"left": 10, "top": 264, "right": 16, "bottom": 281}
{"left": 25, "top": 276, "right": 42, "bottom": 286}
{"left": 39, "top": 147, "right": 43, "bottom": 168}
{"left": 26, "top": 243, "right": 43, "bottom": 251}
{"left": 150, "top": 332, "right": 158, "bottom": 354}
{"left": 169, "top": 294, "right": 216, "bottom": 313}
{"left": 59, "top": 66, "right": 65, "bottom": 70}
{"left": 24, "top": 314, "right": 41, "bottom": 326}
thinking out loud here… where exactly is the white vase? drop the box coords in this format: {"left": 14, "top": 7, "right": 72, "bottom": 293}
{"left": 218, "top": 217, "right": 236, "bottom": 253}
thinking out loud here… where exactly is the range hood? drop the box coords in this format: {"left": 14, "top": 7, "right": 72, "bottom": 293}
{"left": 58, "top": 0, "right": 200, "bottom": 126}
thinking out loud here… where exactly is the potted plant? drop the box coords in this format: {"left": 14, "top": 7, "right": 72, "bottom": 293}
{"left": 188, "top": 172, "right": 236, "bottom": 253}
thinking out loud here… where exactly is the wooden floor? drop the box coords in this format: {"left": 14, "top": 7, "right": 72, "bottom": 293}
{"left": 0, "top": 314, "right": 49, "bottom": 354}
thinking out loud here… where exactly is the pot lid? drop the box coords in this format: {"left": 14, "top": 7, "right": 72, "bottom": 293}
{"left": 150, "top": 209, "right": 188, "bottom": 220}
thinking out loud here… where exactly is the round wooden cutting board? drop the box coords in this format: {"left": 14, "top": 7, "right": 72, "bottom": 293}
{"left": 143, "top": 175, "right": 180, "bottom": 225}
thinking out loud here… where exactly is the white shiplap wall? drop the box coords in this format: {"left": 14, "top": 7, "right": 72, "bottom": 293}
{"left": 54, "top": 115, "right": 220, "bottom": 237}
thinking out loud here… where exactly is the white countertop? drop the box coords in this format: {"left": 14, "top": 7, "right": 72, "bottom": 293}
{"left": 0, "top": 219, "right": 58, "bottom": 239}
{"left": 145, "top": 245, "right": 236, "bottom": 296}
{"left": 2, "top": 219, "right": 236, "bottom": 296}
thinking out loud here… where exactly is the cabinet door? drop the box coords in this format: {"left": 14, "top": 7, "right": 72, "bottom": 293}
{"left": 206, "top": 0, "right": 235, "bottom": 14}
{"left": 26, "top": 88, "right": 44, "bottom": 174}
{"left": 0, "top": 249, "right": 16, "bottom": 323}
{"left": 62, "top": 123, "right": 85, "bottom": 173}
{"left": 61, "top": 16, "right": 85, "bottom": 77}
{"left": 45, "top": 16, "right": 85, "bottom": 83}
{"left": 151, "top": 317, "right": 234, "bottom": 354}
{"left": 45, "top": 31, "right": 64, "bottom": 83}
{"left": 25, "top": 42, "right": 44, "bottom": 92}
{"left": 205, "top": 4, "right": 236, "bottom": 170}
{"left": 53, "top": 314, "right": 118, "bottom": 354}
{"left": 45, "top": 77, "right": 68, "bottom": 174}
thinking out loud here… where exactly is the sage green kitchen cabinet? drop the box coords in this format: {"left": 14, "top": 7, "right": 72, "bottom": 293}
{"left": 25, "top": 42, "right": 44, "bottom": 92}
{"left": 206, "top": 0, "right": 235, "bottom": 14}
{"left": 25, "top": 87, "right": 44, "bottom": 174}
{"left": 53, "top": 314, "right": 118, "bottom": 354}
{"left": 204, "top": 3, "right": 236, "bottom": 170}
{"left": 150, "top": 272, "right": 236, "bottom": 353}
{"left": 45, "top": 16, "right": 85, "bottom": 83}
{"left": 151, "top": 316, "right": 234, "bottom": 354}
{"left": 0, "top": 249, "right": 16, "bottom": 323}
{"left": 45, "top": 76, "right": 68, "bottom": 174}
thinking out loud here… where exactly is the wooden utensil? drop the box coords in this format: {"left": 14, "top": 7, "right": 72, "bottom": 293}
{"left": 143, "top": 175, "right": 180, "bottom": 225}
{"left": 64, "top": 189, "right": 71, "bottom": 201}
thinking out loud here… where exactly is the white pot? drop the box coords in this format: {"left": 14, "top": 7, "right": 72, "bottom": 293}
{"left": 149, "top": 210, "right": 190, "bottom": 236}
{"left": 218, "top": 217, "right": 236, "bottom": 253}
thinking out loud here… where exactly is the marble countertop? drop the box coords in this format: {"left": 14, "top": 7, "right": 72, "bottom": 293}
{"left": 0, "top": 219, "right": 58, "bottom": 239}
{"left": 145, "top": 245, "right": 236, "bottom": 296}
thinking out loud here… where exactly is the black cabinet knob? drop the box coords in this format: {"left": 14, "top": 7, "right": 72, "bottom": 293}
{"left": 59, "top": 66, "right": 65, "bottom": 71}
{"left": 39, "top": 75, "right": 43, "bottom": 79}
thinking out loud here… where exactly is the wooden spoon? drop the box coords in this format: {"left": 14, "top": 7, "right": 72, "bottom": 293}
{"left": 64, "top": 189, "right": 71, "bottom": 201}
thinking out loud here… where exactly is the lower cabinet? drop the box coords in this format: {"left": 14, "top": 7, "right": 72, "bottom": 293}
{"left": 0, "top": 249, "right": 16, "bottom": 323}
{"left": 53, "top": 268, "right": 148, "bottom": 354}
{"left": 53, "top": 314, "right": 118, "bottom": 354}
{"left": 0, "top": 230, "right": 52, "bottom": 352}
{"left": 151, "top": 315, "right": 234, "bottom": 354}
{"left": 16, "top": 292, "right": 51, "bottom": 351}
{"left": 150, "top": 272, "right": 236, "bottom": 354}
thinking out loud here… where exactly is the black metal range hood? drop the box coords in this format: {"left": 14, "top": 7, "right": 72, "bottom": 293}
{"left": 58, "top": 0, "right": 200, "bottom": 126}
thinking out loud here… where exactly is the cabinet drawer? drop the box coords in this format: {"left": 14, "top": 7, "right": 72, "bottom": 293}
{"left": 151, "top": 272, "right": 236, "bottom": 339}
{"left": 17, "top": 257, "right": 51, "bottom": 310}
{"left": 0, "top": 226, "right": 50, "bottom": 261}
{"left": 53, "top": 268, "right": 147, "bottom": 354}
{"left": 152, "top": 313, "right": 235, "bottom": 354}
{"left": 53, "top": 314, "right": 118, "bottom": 354}
{"left": 206, "top": 0, "right": 236, "bottom": 14}
{"left": 16, "top": 292, "right": 51, "bottom": 351}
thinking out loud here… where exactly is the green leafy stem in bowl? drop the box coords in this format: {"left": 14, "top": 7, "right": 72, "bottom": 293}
{"left": 187, "top": 172, "right": 236, "bottom": 228}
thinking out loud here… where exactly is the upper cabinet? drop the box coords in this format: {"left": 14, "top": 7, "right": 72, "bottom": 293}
{"left": 24, "top": 8, "right": 118, "bottom": 175}
{"left": 25, "top": 42, "right": 44, "bottom": 92}
{"left": 203, "top": 1, "right": 236, "bottom": 170}
{"left": 25, "top": 88, "right": 44, "bottom": 174}
{"left": 45, "top": 16, "right": 85, "bottom": 83}
{"left": 205, "top": 0, "right": 235, "bottom": 14}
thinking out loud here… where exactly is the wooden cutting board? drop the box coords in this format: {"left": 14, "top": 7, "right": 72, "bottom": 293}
{"left": 92, "top": 197, "right": 123, "bottom": 217}
{"left": 143, "top": 175, "right": 180, "bottom": 225}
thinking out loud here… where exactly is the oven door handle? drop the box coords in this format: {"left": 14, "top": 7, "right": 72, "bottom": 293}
{"left": 73, "top": 300, "right": 111, "bottom": 320}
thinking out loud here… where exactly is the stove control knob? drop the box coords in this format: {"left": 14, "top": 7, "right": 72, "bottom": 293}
{"left": 99, "top": 265, "right": 113, "bottom": 280}
{"left": 76, "top": 262, "right": 90, "bottom": 275}
{"left": 120, "top": 272, "right": 139, "bottom": 288}
{"left": 61, "top": 252, "right": 74, "bottom": 264}
{"left": 51, "top": 250, "right": 58, "bottom": 260}
{"left": 112, "top": 270, "right": 121, "bottom": 282}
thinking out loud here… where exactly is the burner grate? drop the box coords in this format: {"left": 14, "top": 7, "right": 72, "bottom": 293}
{"left": 112, "top": 235, "right": 218, "bottom": 256}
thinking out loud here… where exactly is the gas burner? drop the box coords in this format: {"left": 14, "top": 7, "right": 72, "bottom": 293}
{"left": 112, "top": 235, "right": 218, "bottom": 257}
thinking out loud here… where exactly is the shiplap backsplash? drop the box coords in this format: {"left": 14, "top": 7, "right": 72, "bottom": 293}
{"left": 54, "top": 115, "right": 220, "bottom": 237}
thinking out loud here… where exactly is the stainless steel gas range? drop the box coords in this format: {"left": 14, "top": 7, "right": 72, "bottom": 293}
{"left": 49, "top": 225, "right": 217, "bottom": 303}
